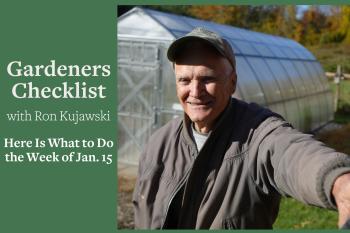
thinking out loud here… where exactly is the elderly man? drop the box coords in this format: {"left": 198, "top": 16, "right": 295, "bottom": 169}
{"left": 132, "top": 27, "right": 350, "bottom": 229}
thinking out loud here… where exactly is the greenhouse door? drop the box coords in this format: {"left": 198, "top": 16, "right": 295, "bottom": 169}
{"left": 117, "top": 39, "right": 161, "bottom": 165}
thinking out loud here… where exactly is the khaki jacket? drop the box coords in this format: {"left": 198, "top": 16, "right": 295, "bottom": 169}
{"left": 133, "top": 98, "right": 350, "bottom": 229}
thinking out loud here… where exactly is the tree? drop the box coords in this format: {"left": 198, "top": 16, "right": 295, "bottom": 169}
{"left": 145, "top": 5, "right": 191, "bottom": 17}
{"left": 187, "top": 5, "right": 250, "bottom": 28}
{"left": 136, "top": 5, "right": 349, "bottom": 46}
{"left": 340, "top": 6, "right": 350, "bottom": 44}
{"left": 297, "top": 6, "right": 328, "bottom": 45}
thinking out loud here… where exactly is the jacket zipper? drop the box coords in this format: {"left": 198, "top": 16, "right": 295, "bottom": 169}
{"left": 161, "top": 160, "right": 194, "bottom": 229}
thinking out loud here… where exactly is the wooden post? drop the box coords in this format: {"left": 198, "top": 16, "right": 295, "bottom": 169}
{"left": 334, "top": 65, "right": 341, "bottom": 112}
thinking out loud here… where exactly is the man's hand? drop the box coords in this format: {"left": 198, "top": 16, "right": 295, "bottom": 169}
{"left": 332, "top": 173, "right": 350, "bottom": 228}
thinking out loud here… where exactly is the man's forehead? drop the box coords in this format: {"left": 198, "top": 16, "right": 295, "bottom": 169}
{"left": 175, "top": 63, "right": 217, "bottom": 77}
{"left": 174, "top": 51, "right": 229, "bottom": 74}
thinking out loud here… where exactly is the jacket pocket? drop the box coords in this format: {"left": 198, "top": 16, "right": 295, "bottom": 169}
{"left": 133, "top": 164, "right": 163, "bottom": 203}
{"left": 223, "top": 141, "right": 248, "bottom": 161}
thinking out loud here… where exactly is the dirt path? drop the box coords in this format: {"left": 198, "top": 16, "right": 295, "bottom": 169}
{"left": 118, "top": 176, "right": 136, "bottom": 229}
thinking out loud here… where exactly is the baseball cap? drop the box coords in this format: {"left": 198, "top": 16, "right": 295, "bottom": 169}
{"left": 167, "top": 27, "right": 236, "bottom": 71}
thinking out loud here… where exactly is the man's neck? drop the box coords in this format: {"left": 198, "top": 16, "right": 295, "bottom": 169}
{"left": 191, "top": 123, "right": 209, "bottom": 152}
{"left": 193, "top": 123, "right": 212, "bottom": 134}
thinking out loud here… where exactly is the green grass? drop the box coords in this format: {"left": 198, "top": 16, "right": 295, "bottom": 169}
{"left": 274, "top": 198, "right": 338, "bottom": 229}
{"left": 334, "top": 111, "right": 350, "bottom": 125}
{"left": 308, "top": 44, "right": 350, "bottom": 73}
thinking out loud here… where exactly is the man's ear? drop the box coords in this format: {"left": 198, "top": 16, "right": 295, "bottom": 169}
{"left": 231, "top": 71, "right": 237, "bottom": 94}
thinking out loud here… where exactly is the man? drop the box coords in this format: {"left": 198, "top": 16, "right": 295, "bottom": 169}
{"left": 132, "top": 27, "right": 350, "bottom": 229}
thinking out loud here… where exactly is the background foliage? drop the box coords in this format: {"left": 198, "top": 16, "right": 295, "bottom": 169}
{"left": 145, "top": 5, "right": 350, "bottom": 47}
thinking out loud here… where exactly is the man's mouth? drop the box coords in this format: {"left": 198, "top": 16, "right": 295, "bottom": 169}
{"left": 187, "top": 101, "right": 212, "bottom": 106}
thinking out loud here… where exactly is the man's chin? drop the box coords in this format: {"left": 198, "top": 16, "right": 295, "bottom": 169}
{"left": 188, "top": 115, "right": 210, "bottom": 124}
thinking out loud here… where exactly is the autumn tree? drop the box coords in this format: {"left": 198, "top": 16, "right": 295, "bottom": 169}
{"left": 146, "top": 5, "right": 191, "bottom": 17}
{"left": 339, "top": 6, "right": 350, "bottom": 44}
{"left": 187, "top": 5, "right": 299, "bottom": 40}
{"left": 187, "top": 5, "right": 250, "bottom": 28}
{"left": 296, "top": 6, "right": 328, "bottom": 45}
{"left": 142, "top": 5, "right": 349, "bottom": 46}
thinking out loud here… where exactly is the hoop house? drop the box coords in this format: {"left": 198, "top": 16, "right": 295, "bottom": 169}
{"left": 118, "top": 7, "right": 333, "bottom": 165}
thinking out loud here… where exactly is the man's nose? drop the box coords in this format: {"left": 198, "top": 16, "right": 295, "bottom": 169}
{"left": 190, "top": 80, "right": 203, "bottom": 98}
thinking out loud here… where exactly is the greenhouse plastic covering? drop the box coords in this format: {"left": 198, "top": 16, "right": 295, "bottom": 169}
{"left": 118, "top": 7, "right": 333, "bottom": 164}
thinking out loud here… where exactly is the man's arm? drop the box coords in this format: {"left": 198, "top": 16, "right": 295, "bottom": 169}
{"left": 332, "top": 173, "right": 350, "bottom": 228}
{"left": 251, "top": 117, "right": 350, "bottom": 212}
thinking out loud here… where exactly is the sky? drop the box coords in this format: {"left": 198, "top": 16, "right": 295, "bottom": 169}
{"left": 296, "top": 5, "right": 309, "bottom": 19}
{"left": 296, "top": 5, "right": 333, "bottom": 19}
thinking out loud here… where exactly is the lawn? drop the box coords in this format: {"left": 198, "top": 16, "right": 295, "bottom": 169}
{"left": 274, "top": 198, "right": 338, "bottom": 229}
{"left": 308, "top": 44, "right": 350, "bottom": 73}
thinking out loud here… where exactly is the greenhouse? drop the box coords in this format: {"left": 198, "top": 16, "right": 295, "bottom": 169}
{"left": 117, "top": 7, "right": 333, "bottom": 165}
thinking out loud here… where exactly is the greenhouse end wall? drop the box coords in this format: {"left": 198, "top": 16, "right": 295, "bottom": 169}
{"left": 118, "top": 36, "right": 182, "bottom": 165}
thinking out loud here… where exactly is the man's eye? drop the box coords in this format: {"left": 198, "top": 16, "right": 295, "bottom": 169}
{"left": 202, "top": 77, "right": 215, "bottom": 83}
{"left": 178, "top": 78, "right": 190, "bottom": 84}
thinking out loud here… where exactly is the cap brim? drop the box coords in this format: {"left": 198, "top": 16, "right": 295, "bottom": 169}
{"left": 167, "top": 36, "right": 226, "bottom": 62}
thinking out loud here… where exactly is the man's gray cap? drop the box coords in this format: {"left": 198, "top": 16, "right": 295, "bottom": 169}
{"left": 167, "top": 27, "right": 236, "bottom": 70}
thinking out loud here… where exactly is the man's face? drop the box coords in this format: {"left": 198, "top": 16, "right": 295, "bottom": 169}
{"left": 174, "top": 43, "right": 236, "bottom": 133}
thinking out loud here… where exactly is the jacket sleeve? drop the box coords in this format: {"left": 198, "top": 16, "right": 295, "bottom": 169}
{"left": 249, "top": 116, "right": 350, "bottom": 209}
{"left": 132, "top": 142, "right": 153, "bottom": 229}
{"left": 132, "top": 146, "right": 145, "bottom": 229}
